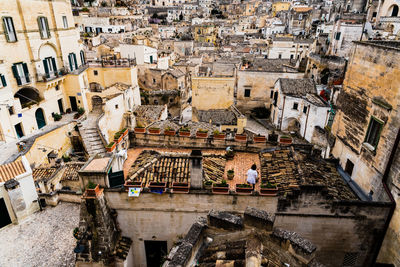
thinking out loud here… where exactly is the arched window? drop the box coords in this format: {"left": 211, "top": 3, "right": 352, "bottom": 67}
{"left": 388, "top": 4, "right": 399, "bottom": 17}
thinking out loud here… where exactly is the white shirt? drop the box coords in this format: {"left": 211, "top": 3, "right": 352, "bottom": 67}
{"left": 246, "top": 169, "right": 258, "bottom": 184}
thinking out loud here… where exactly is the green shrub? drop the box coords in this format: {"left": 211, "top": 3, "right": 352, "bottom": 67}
{"left": 53, "top": 113, "right": 62, "bottom": 121}
{"left": 87, "top": 181, "right": 97, "bottom": 189}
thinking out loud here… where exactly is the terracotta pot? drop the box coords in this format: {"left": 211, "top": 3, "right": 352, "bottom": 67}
{"left": 227, "top": 172, "right": 234, "bottom": 180}
{"left": 148, "top": 181, "right": 167, "bottom": 192}
{"left": 259, "top": 187, "right": 278, "bottom": 196}
{"left": 179, "top": 131, "right": 191, "bottom": 137}
{"left": 235, "top": 134, "right": 247, "bottom": 142}
{"left": 121, "top": 128, "right": 129, "bottom": 137}
{"left": 114, "top": 134, "right": 123, "bottom": 144}
{"left": 279, "top": 137, "right": 293, "bottom": 144}
{"left": 253, "top": 136, "right": 266, "bottom": 143}
{"left": 212, "top": 184, "right": 229, "bottom": 194}
{"left": 86, "top": 184, "right": 100, "bottom": 197}
{"left": 124, "top": 181, "right": 143, "bottom": 190}
{"left": 148, "top": 128, "right": 161, "bottom": 135}
{"left": 172, "top": 182, "right": 189, "bottom": 193}
{"left": 164, "top": 130, "right": 176, "bottom": 136}
{"left": 213, "top": 134, "right": 226, "bottom": 140}
{"left": 106, "top": 142, "right": 116, "bottom": 152}
{"left": 134, "top": 127, "right": 146, "bottom": 133}
{"left": 203, "top": 182, "right": 213, "bottom": 190}
{"left": 196, "top": 131, "right": 208, "bottom": 138}
{"left": 235, "top": 184, "right": 253, "bottom": 195}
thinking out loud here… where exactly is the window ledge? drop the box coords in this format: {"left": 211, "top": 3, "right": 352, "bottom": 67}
{"left": 362, "top": 142, "right": 376, "bottom": 153}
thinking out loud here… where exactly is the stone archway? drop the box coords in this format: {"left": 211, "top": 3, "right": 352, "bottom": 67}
{"left": 282, "top": 117, "right": 301, "bottom": 134}
{"left": 388, "top": 4, "right": 399, "bottom": 16}
{"left": 14, "top": 87, "right": 41, "bottom": 108}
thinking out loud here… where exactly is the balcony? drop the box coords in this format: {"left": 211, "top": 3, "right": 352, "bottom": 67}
{"left": 379, "top": 16, "right": 400, "bottom": 23}
{"left": 86, "top": 58, "right": 137, "bottom": 68}
{"left": 36, "top": 69, "right": 68, "bottom": 83}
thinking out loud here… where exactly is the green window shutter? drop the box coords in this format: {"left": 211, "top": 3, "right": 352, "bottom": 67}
{"left": 22, "top": 63, "right": 30, "bottom": 82}
{"left": 73, "top": 53, "right": 78, "bottom": 69}
{"left": 51, "top": 57, "right": 57, "bottom": 74}
{"left": 10, "top": 17, "right": 17, "bottom": 41}
{"left": 44, "top": 17, "right": 50, "bottom": 38}
{"left": 0, "top": 74, "right": 6, "bottom": 87}
{"left": 68, "top": 54, "right": 73, "bottom": 71}
{"left": 43, "top": 59, "right": 49, "bottom": 77}
{"left": 2, "top": 17, "right": 10, "bottom": 42}
{"left": 37, "top": 17, "right": 43, "bottom": 38}
{"left": 11, "top": 64, "right": 21, "bottom": 85}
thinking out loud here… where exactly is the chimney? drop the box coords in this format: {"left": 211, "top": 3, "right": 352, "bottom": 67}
{"left": 190, "top": 150, "right": 203, "bottom": 189}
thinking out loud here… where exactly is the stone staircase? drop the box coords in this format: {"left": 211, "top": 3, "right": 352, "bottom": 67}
{"left": 78, "top": 112, "right": 107, "bottom": 157}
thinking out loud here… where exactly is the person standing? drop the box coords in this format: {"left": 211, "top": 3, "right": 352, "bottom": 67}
{"left": 247, "top": 164, "right": 258, "bottom": 189}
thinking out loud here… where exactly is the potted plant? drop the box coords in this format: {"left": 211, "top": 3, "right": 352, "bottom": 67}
{"left": 120, "top": 128, "right": 129, "bottom": 137}
{"left": 227, "top": 169, "right": 234, "bottom": 180}
{"left": 213, "top": 130, "right": 225, "bottom": 140}
{"left": 172, "top": 182, "right": 189, "bottom": 193}
{"left": 196, "top": 129, "right": 208, "bottom": 138}
{"left": 53, "top": 113, "right": 62, "bottom": 121}
{"left": 203, "top": 180, "right": 213, "bottom": 190}
{"left": 212, "top": 180, "right": 229, "bottom": 194}
{"left": 86, "top": 181, "right": 100, "bottom": 197}
{"left": 114, "top": 131, "right": 123, "bottom": 144}
{"left": 106, "top": 141, "right": 116, "bottom": 152}
{"left": 279, "top": 135, "right": 293, "bottom": 144}
{"left": 179, "top": 127, "right": 191, "bottom": 137}
{"left": 235, "top": 133, "right": 247, "bottom": 142}
{"left": 148, "top": 181, "right": 167, "bottom": 192}
{"left": 124, "top": 180, "right": 143, "bottom": 189}
{"left": 164, "top": 126, "right": 176, "bottom": 136}
{"left": 73, "top": 227, "right": 80, "bottom": 239}
{"left": 259, "top": 182, "right": 278, "bottom": 196}
{"left": 134, "top": 122, "right": 146, "bottom": 133}
{"left": 235, "top": 183, "right": 253, "bottom": 195}
{"left": 148, "top": 127, "right": 161, "bottom": 135}
{"left": 253, "top": 135, "right": 266, "bottom": 143}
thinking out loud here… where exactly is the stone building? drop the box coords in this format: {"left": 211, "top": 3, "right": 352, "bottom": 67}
{"left": 329, "top": 40, "right": 400, "bottom": 266}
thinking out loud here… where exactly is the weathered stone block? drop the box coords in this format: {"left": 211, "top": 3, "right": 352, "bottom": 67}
{"left": 208, "top": 210, "right": 243, "bottom": 230}
{"left": 244, "top": 207, "right": 275, "bottom": 231}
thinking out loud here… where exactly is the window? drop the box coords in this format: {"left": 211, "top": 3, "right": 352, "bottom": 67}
{"left": 68, "top": 53, "right": 78, "bottom": 71}
{"left": 345, "top": 159, "right": 354, "bottom": 177}
{"left": 278, "top": 54, "right": 282, "bottom": 59}
{"left": 3, "top": 17, "right": 17, "bottom": 42}
{"left": 62, "top": 16, "right": 68, "bottom": 29}
{"left": 292, "top": 102, "right": 298, "bottom": 110}
{"left": 11, "top": 62, "right": 30, "bottom": 85}
{"left": 303, "top": 106, "right": 308, "bottom": 113}
{"left": 335, "top": 32, "right": 341, "bottom": 40}
{"left": 153, "top": 78, "right": 156, "bottom": 83}
{"left": 270, "top": 90, "right": 274, "bottom": 98}
{"left": 55, "top": 85, "right": 59, "bottom": 91}
{"left": 43, "top": 57, "right": 57, "bottom": 78}
{"left": 38, "top": 16, "right": 50, "bottom": 39}
{"left": 80, "top": 51, "right": 86, "bottom": 65}
{"left": 115, "top": 104, "right": 118, "bottom": 109}
{"left": 0, "top": 74, "right": 7, "bottom": 87}
{"left": 364, "top": 117, "right": 383, "bottom": 149}
{"left": 290, "top": 54, "right": 294, "bottom": 59}
{"left": 8, "top": 106, "right": 14, "bottom": 115}
{"left": 244, "top": 89, "right": 251, "bottom": 97}
{"left": 93, "top": 70, "right": 98, "bottom": 76}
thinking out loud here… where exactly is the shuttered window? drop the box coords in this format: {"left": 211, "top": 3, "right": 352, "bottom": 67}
{"left": 43, "top": 57, "right": 57, "bottom": 78}
{"left": 37, "top": 16, "right": 50, "bottom": 39}
{"left": 0, "top": 74, "right": 7, "bottom": 87}
{"left": 2, "top": 17, "right": 17, "bottom": 42}
{"left": 68, "top": 53, "right": 78, "bottom": 71}
{"left": 11, "top": 63, "right": 30, "bottom": 86}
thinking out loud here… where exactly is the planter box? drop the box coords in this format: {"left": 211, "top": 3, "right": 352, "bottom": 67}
{"left": 279, "top": 137, "right": 293, "bottom": 144}
{"left": 179, "top": 131, "right": 191, "bottom": 137}
{"left": 134, "top": 127, "right": 146, "bottom": 133}
{"left": 235, "top": 184, "right": 253, "bottom": 195}
{"left": 121, "top": 128, "right": 129, "bottom": 137}
{"left": 213, "top": 134, "right": 226, "bottom": 140}
{"left": 203, "top": 182, "right": 213, "bottom": 190}
{"left": 172, "top": 182, "right": 189, "bottom": 193}
{"left": 106, "top": 142, "right": 116, "bottom": 152}
{"left": 148, "top": 128, "right": 161, "bottom": 135}
{"left": 114, "top": 134, "right": 123, "bottom": 144}
{"left": 86, "top": 184, "right": 100, "bottom": 197}
{"left": 235, "top": 134, "right": 247, "bottom": 142}
{"left": 212, "top": 184, "right": 229, "bottom": 194}
{"left": 253, "top": 136, "right": 266, "bottom": 143}
{"left": 164, "top": 130, "right": 176, "bottom": 136}
{"left": 259, "top": 187, "right": 278, "bottom": 196}
{"left": 124, "top": 181, "right": 143, "bottom": 190}
{"left": 148, "top": 181, "right": 167, "bottom": 192}
{"left": 196, "top": 131, "right": 208, "bottom": 138}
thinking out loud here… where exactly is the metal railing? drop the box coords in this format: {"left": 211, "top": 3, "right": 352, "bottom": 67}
{"left": 86, "top": 58, "right": 137, "bottom": 68}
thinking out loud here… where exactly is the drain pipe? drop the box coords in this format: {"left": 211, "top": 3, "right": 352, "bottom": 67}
{"left": 279, "top": 96, "right": 286, "bottom": 130}
{"left": 371, "top": 127, "right": 399, "bottom": 264}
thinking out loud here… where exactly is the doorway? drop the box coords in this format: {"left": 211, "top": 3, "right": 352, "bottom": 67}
{"left": 58, "top": 99, "right": 64, "bottom": 114}
{"left": 0, "top": 198, "right": 12, "bottom": 229}
{"left": 14, "top": 123, "right": 24, "bottom": 138}
{"left": 35, "top": 108, "right": 46, "bottom": 129}
{"left": 144, "top": 240, "right": 167, "bottom": 266}
{"left": 69, "top": 96, "right": 78, "bottom": 111}
{"left": 345, "top": 159, "right": 354, "bottom": 177}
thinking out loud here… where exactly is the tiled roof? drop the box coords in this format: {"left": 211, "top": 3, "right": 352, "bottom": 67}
{"left": 61, "top": 162, "right": 85, "bottom": 181}
{"left": 279, "top": 78, "right": 317, "bottom": 97}
{"left": 195, "top": 108, "right": 237, "bottom": 125}
{"left": 128, "top": 150, "right": 190, "bottom": 185}
{"left": 0, "top": 160, "right": 26, "bottom": 183}
{"left": 134, "top": 105, "right": 166, "bottom": 126}
{"left": 203, "top": 156, "right": 226, "bottom": 183}
{"left": 32, "top": 166, "right": 60, "bottom": 182}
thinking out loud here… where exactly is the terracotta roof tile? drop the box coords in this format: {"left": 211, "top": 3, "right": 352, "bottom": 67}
{"left": 0, "top": 160, "right": 26, "bottom": 183}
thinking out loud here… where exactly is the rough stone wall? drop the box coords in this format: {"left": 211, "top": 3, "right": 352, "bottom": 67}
{"left": 275, "top": 187, "right": 392, "bottom": 267}
{"left": 331, "top": 42, "right": 400, "bottom": 195}
{"left": 192, "top": 77, "right": 235, "bottom": 110}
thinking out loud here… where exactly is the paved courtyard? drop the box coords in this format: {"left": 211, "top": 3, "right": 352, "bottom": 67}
{"left": 0, "top": 202, "right": 80, "bottom": 267}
